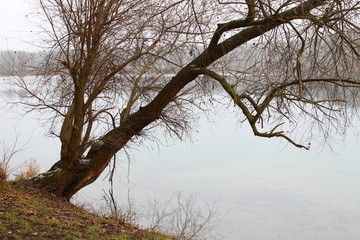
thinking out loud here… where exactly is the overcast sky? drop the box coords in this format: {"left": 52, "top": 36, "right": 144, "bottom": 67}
{"left": 0, "top": 0, "right": 40, "bottom": 50}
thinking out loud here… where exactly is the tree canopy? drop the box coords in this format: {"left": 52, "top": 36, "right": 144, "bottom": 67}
{"left": 8, "top": 0, "right": 360, "bottom": 199}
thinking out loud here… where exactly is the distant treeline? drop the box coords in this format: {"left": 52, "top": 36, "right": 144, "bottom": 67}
{"left": 0, "top": 51, "right": 44, "bottom": 76}
{"left": 0, "top": 48, "right": 195, "bottom": 76}
{"left": 0, "top": 43, "right": 255, "bottom": 76}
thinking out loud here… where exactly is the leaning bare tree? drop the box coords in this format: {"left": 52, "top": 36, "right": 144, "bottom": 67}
{"left": 10, "top": 0, "right": 360, "bottom": 199}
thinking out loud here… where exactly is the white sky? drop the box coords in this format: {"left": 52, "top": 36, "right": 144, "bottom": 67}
{"left": 0, "top": 0, "right": 40, "bottom": 50}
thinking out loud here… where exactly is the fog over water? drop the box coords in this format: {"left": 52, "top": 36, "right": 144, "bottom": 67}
{"left": 1, "top": 77, "right": 360, "bottom": 240}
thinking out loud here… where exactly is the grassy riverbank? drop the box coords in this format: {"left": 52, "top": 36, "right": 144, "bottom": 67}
{"left": 0, "top": 180, "right": 176, "bottom": 240}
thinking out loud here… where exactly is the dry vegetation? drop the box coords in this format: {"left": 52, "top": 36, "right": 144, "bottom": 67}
{"left": 0, "top": 162, "right": 7, "bottom": 181}
{"left": 14, "top": 159, "right": 41, "bottom": 181}
{"left": 0, "top": 180, "right": 178, "bottom": 240}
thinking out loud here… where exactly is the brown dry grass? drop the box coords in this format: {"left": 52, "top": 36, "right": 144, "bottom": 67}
{"left": 0, "top": 180, "right": 177, "bottom": 240}
{"left": 0, "top": 162, "right": 7, "bottom": 181}
{"left": 14, "top": 159, "right": 40, "bottom": 180}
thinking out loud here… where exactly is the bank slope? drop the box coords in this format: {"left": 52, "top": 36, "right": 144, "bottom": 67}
{"left": 0, "top": 180, "right": 176, "bottom": 240}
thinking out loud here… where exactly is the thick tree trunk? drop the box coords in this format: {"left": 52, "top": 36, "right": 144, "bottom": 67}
{"left": 31, "top": 69, "right": 198, "bottom": 200}
{"left": 31, "top": 145, "right": 115, "bottom": 200}
{"left": 30, "top": 0, "right": 326, "bottom": 199}
{"left": 31, "top": 113, "right": 146, "bottom": 199}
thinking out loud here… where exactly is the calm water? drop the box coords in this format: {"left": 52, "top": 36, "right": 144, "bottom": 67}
{"left": 1, "top": 76, "right": 360, "bottom": 240}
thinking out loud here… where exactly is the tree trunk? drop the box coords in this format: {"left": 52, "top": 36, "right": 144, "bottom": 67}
{"left": 31, "top": 144, "right": 116, "bottom": 200}
{"left": 31, "top": 68, "right": 199, "bottom": 200}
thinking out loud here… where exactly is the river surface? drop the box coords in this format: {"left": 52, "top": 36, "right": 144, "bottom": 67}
{"left": 1, "top": 76, "right": 360, "bottom": 240}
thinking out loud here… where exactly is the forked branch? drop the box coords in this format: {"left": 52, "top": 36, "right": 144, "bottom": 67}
{"left": 193, "top": 66, "right": 360, "bottom": 149}
{"left": 191, "top": 67, "right": 309, "bottom": 149}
